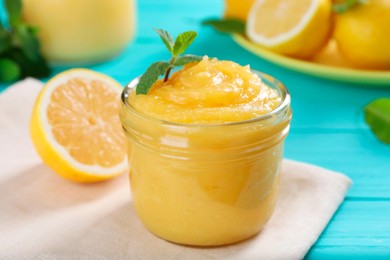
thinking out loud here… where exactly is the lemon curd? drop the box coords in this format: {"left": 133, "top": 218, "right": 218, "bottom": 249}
{"left": 120, "top": 58, "right": 291, "bottom": 246}
{"left": 129, "top": 58, "right": 281, "bottom": 123}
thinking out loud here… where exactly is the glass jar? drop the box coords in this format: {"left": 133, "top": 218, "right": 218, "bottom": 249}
{"left": 120, "top": 71, "right": 292, "bottom": 246}
{"left": 22, "top": 0, "right": 136, "bottom": 64}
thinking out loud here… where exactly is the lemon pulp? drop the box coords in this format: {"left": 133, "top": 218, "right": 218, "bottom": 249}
{"left": 246, "top": 0, "right": 333, "bottom": 59}
{"left": 30, "top": 69, "right": 127, "bottom": 183}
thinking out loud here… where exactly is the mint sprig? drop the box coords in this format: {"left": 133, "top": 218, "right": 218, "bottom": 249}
{"left": 136, "top": 29, "right": 203, "bottom": 95}
{"left": 0, "top": 0, "right": 50, "bottom": 83}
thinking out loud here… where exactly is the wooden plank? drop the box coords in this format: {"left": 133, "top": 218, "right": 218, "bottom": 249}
{"left": 306, "top": 200, "right": 390, "bottom": 258}
{"left": 285, "top": 131, "right": 390, "bottom": 198}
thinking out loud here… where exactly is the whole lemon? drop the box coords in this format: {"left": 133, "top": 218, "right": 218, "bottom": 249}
{"left": 334, "top": 0, "right": 390, "bottom": 70}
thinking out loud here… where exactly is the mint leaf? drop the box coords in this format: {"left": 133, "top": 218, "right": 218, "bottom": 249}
{"left": 136, "top": 61, "right": 171, "bottom": 95}
{"left": 154, "top": 28, "right": 174, "bottom": 53}
{"left": 364, "top": 98, "right": 390, "bottom": 145}
{"left": 202, "top": 18, "right": 246, "bottom": 34}
{"left": 173, "top": 31, "right": 197, "bottom": 57}
{"left": 5, "top": 0, "right": 22, "bottom": 26}
{"left": 173, "top": 55, "right": 203, "bottom": 66}
{"left": 0, "top": 58, "right": 21, "bottom": 82}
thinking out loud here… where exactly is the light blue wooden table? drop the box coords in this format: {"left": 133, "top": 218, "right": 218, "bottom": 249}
{"left": 1, "top": 0, "right": 389, "bottom": 258}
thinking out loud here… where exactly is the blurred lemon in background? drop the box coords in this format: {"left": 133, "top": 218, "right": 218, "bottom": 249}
{"left": 30, "top": 69, "right": 128, "bottom": 183}
{"left": 246, "top": 0, "right": 333, "bottom": 59}
{"left": 224, "top": 0, "right": 255, "bottom": 20}
{"left": 333, "top": 0, "right": 390, "bottom": 70}
{"left": 22, "top": 0, "right": 136, "bottom": 64}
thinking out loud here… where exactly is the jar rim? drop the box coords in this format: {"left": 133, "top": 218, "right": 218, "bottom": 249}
{"left": 121, "top": 70, "right": 291, "bottom": 128}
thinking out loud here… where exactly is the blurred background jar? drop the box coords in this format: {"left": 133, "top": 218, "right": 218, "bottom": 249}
{"left": 22, "top": 0, "right": 136, "bottom": 64}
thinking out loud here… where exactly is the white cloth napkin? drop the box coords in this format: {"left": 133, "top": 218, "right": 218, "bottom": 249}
{"left": 0, "top": 79, "right": 352, "bottom": 260}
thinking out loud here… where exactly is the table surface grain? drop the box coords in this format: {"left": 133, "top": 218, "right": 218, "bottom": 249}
{"left": 1, "top": 0, "right": 389, "bottom": 259}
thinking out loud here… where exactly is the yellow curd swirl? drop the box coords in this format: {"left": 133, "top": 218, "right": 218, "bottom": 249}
{"left": 128, "top": 57, "right": 281, "bottom": 124}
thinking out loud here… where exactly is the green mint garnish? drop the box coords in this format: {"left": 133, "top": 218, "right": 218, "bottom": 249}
{"left": 173, "top": 54, "right": 204, "bottom": 66}
{"left": 154, "top": 29, "right": 174, "bottom": 53}
{"left": 136, "top": 61, "right": 171, "bottom": 95}
{"left": 172, "top": 31, "right": 197, "bottom": 57}
{"left": 202, "top": 18, "right": 246, "bottom": 35}
{"left": 0, "top": 0, "right": 50, "bottom": 83}
{"left": 333, "top": 0, "right": 367, "bottom": 13}
{"left": 136, "top": 29, "right": 203, "bottom": 95}
{"left": 364, "top": 98, "right": 390, "bottom": 145}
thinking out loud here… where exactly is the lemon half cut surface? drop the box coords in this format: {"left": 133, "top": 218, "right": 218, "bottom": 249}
{"left": 30, "top": 69, "right": 128, "bottom": 183}
{"left": 246, "top": 0, "right": 332, "bottom": 59}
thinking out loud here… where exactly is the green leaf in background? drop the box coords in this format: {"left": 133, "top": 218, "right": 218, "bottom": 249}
{"left": 333, "top": 0, "right": 368, "bottom": 13}
{"left": 0, "top": 58, "right": 21, "bottom": 82}
{"left": 4, "top": 0, "right": 22, "bottom": 26}
{"left": 14, "top": 24, "right": 41, "bottom": 62}
{"left": 172, "top": 31, "right": 197, "bottom": 57}
{"left": 136, "top": 61, "right": 171, "bottom": 95}
{"left": 0, "top": 30, "right": 11, "bottom": 54}
{"left": 202, "top": 18, "right": 246, "bottom": 35}
{"left": 154, "top": 28, "right": 174, "bottom": 53}
{"left": 1, "top": 0, "right": 51, "bottom": 83}
{"left": 173, "top": 54, "right": 203, "bottom": 66}
{"left": 364, "top": 98, "right": 390, "bottom": 145}
{"left": 0, "top": 18, "right": 5, "bottom": 30}
{"left": 6, "top": 48, "right": 50, "bottom": 78}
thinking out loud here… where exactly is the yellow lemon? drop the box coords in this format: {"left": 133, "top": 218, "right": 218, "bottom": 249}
{"left": 333, "top": 0, "right": 390, "bottom": 70}
{"left": 247, "top": 0, "right": 333, "bottom": 59}
{"left": 30, "top": 69, "right": 128, "bottom": 183}
{"left": 224, "top": 0, "right": 255, "bottom": 20}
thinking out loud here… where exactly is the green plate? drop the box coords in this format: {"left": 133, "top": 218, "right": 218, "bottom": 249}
{"left": 232, "top": 34, "right": 390, "bottom": 87}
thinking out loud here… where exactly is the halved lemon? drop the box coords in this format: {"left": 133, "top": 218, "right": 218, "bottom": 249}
{"left": 224, "top": 0, "right": 255, "bottom": 20}
{"left": 30, "top": 69, "right": 128, "bottom": 183}
{"left": 246, "top": 0, "right": 333, "bottom": 59}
